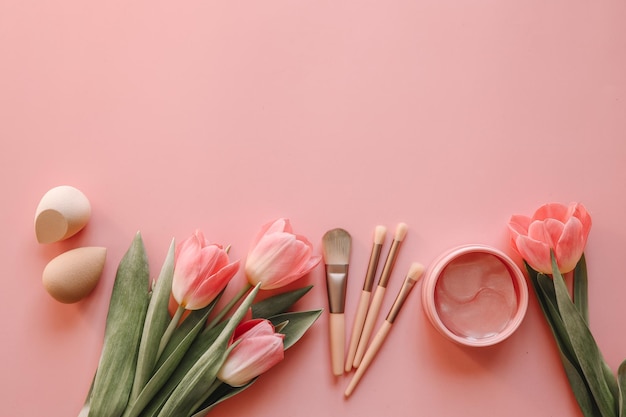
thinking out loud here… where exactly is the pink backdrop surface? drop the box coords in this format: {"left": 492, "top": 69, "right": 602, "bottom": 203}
{"left": 1, "top": 1, "right": 625, "bottom": 416}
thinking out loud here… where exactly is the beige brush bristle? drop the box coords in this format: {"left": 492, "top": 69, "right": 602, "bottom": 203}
{"left": 394, "top": 222, "right": 408, "bottom": 241}
{"left": 322, "top": 228, "right": 352, "bottom": 265}
{"left": 407, "top": 262, "right": 425, "bottom": 281}
{"left": 373, "top": 225, "right": 387, "bottom": 245}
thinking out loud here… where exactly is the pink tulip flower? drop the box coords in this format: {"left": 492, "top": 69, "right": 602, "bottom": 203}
{"left": 508, "top": 202, "right": 592, "bottom": 274}
{"left": 217, "top": 319, "right": 285, "bottom": 387}
{"left": 245, "top": 218, "right": 321, "bottom": 290}
{"left": 172, "top": 231, "right": 240, "bottom": 310}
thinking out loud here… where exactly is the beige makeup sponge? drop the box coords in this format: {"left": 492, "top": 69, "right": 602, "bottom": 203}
{"left": 34, "top": 185, "right": 91, "bottom": 244}
{"left": 42, "top": 247, "right": 106, "bottom": 303}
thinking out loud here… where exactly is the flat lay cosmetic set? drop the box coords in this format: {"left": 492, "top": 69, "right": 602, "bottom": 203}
{"left": 28, "top": 181, "right": 624, "bottom": 417}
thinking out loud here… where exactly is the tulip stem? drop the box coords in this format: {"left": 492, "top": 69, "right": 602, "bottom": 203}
{"left": 206, "top": 283, "right": 253, "bottom": 330}
{"left": 190, "top": 379, "right": 223, "bottom": 415}
{"left": 157, "top": 304, "right": 185, "bottom": 359}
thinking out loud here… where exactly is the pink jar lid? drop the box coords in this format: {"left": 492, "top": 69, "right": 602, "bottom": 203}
{"left": 421, "top": 244, "right": 528, "bottom": 347}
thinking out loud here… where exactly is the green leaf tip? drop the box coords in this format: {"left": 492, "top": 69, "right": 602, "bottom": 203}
{"left": 270, "top": 309, "right": 322, "bottom": 350}
{"left": 251, "top": 285, "right": 314, "bottom": 319}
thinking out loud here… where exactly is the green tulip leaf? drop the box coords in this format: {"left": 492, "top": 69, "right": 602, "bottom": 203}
{"left": 617, "top": 360, "right": 626, "bottom": 417}
{"left": 552, "top": 253, "right": 617, "bottom": 417}
{"left": 269, "top": 309, "right": 323, "bottom": 350}
{"left": 190, "top": 381, "right": 256, "bottom": 417}
{"left": 156, "top": 347, "right": 230, "bottom": 417}
{"left": 131, "top": 239, "right": 176, "bottom": 401}
{"left": 604, "top": 360, "right": 620, "bottom": 411}
{"left": 156, "top": 295, "right": 222, "bottom": 367}
{"left": 251, "top": 285, "right": 313, "bottom": 318}
{"left": 534, "top": 272, "right": 578, "bottom": 365}
{"left": 531, "top": 270, "right": 602, "bottom": 416}
{"left": 155, "top": 284, "right": 261, "bottom": 417}
{"left": 559, "top": 347, "right": 601, "bottom": 417}
{"left": 526, "top": 261, "right": 579, "bottom": 365}
{"left": 274, "top": 320, "right": 289, "bottom": 333}
{"left": 89, "top": 232, "right": 151, "bottom": 417}
{"left": 574, "top": 254, "right": 589, "bottom": 325}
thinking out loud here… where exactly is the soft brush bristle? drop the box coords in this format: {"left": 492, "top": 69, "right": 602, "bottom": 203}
{"left": 407, "top": 262, "right": 425, "bottom": 281}
{"left": 373, "top": 225, "right": 387, "bottom": 245}
{"left": 394, "top": 222, "right": 408, "bottom": 241}
{"left": 322, "top": 228, "right": 352, "bottom": 265}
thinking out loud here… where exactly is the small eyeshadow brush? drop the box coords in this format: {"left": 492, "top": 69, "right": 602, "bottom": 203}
{"left": 322, "top": 228, "right": 352, "bottom": 376}
{"left": 344, "top": 262, "right": 425, "bottom": 397}
{"left": 345, "top": 225, "right": 387, "bottom": 372}
{"left": 353, "top": 222, "right": 408, "bottom": 368}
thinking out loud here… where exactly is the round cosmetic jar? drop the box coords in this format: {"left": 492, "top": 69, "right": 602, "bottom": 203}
{"left": 421, "top": 244, "right": 528, "bottom": 347}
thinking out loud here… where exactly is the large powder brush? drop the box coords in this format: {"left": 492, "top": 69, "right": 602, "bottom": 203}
{"left": 322, "top": 228, "right": 352, "bottom": 376}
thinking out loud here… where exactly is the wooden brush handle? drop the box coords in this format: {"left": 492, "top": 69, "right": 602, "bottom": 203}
{"left": 329, "top": 312, "right": 345, "bottom": 376}
{"left": 345, "top": 290, "right": 371, "bottom": 372}
{"left": 345, "top": 320, "right": 392, "bottom": 397}
{"left": 353, "top": 285, "right": 386, "bottom": 367}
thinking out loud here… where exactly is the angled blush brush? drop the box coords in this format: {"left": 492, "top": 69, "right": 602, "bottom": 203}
{"left": 345, "top": 225, "right": 387, "bottom": 372}
{"left": 353, "top": 222, "right": 408, "bottom": 368}
{"left": 322, "top": 228, "right": 352, "bottom": 376}
{"left": 344, "top": 262, "right": 425, "bottom": 397}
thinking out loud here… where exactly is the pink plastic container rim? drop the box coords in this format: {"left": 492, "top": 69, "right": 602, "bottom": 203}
{"left": 421, "top": 244, "right": 529, "bottom": 347}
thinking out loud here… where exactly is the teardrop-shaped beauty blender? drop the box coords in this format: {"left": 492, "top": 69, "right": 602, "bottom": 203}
{"left": 42, "top": 246, "right": 107, "bottom": 303}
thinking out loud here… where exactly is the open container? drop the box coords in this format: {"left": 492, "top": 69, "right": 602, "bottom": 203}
{"left": 421, "top": 244, "right": 528, "bottom": 347}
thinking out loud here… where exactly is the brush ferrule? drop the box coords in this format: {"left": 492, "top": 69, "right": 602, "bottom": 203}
{"left": 378, "top": 239, "right": 402, "bottom": 288}
{"left": 386, "top": 277, "right": 418, "bottom": 323}
{"left": 326, "top": 264, "right": 348, "bottom": 313}
{"left": 363, "top": 243, "right": 383, "bottom": 292}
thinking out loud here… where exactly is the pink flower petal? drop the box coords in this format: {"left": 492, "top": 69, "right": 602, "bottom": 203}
{"left": 568, "top": 203, "right": 592, "bottom": 233}
{"left": 515, "top": 235, "right": 552, "bottom": 274}
{"left": 555, "top": 217, "right": 585, "bottom": 273}
{"left": 543, "top": 218, "right": 565, "bottom": 249}
{"left": 527, "top": 221, "right": 548, "bottom": 243}
{"left": 233, "top": 318, "right": 268, "bottom": 340}
{"left": 508, "top": 215, "right": 531, "bottom": 235}
{"left": 533, "top": 203, "right": 569, "bottom": 222}
{"left": 234, "top": 319, "right": 275, "bottom": 341}
{"left": 249, "top": 218, "right": 290, "bottom": 247}
{"left": 184, "top": 260, "right": 240, "bottom": 310}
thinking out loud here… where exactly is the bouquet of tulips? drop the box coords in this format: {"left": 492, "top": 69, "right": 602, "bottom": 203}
{"left": 79, "top": 219, "right": 322, "bottom": 417}
{"left": 508, "top": 203, "right": 626, "bottom": 417}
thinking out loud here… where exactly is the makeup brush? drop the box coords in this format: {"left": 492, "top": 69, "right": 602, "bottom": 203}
{"left": 345, "top": 225, "right": 387, "bottom": 372}
{"left": 344, "top": 262, "right": 425, "bottom": 397}
{"left": 322, "top": 228, "right": 352, "bottom": 376}
{"left": 353, "top": 222, "right": 408, "bottom": 368}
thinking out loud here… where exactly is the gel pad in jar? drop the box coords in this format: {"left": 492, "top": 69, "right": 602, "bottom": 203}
{"left": 435, "top": 252, "right": 517, "bottom": 340}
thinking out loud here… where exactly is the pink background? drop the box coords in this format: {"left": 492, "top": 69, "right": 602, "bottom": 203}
{"left": 1, "top": 1, "right": 625, "bottom": 416}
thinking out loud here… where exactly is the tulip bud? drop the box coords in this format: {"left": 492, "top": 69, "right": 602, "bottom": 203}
{"left": 245, "top": 218, "right": 321, "bottom": 290}
{"left": 508, "top": 202, "right": 592, "bottom": 274}
{"left": 172, "top": 230, "right": 239, "bottom": 310}
{"left": 217, "top": 319, "right": 285, "bottom": 387}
